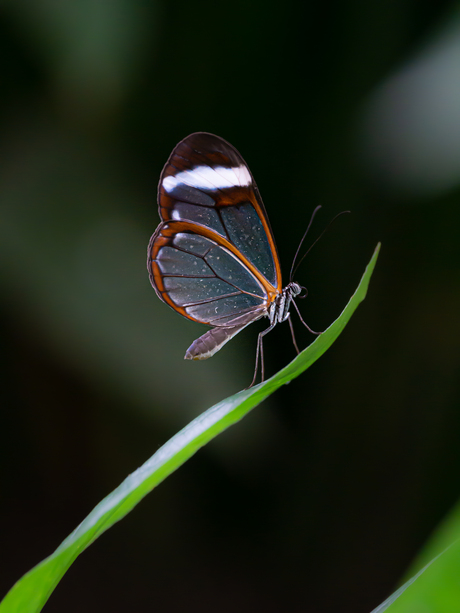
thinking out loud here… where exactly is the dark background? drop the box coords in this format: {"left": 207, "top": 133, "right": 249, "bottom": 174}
{"left": 1, "top": 2, "right": 460, "bottom": 612}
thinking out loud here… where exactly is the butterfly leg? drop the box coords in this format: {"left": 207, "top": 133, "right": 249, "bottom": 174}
{"left": 288, "top": 314, "right": 300, "bottom": 354}
{"left": 247, "top": 322, "right": 276, "bottom": 389}
{"left": 291, "top": 300, "right": 322, "bottom": 335}
{"left": 247, "top": 334, "right": 262, "bottom": 389}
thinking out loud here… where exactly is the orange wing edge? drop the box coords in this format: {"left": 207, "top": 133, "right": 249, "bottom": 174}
{"left": 147, "top": 220, "right": 278, "bottom": 325}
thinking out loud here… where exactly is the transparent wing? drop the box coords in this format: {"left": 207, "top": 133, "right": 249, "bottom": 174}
{"left": 157, "top": 132, "right": 282, "bottom": 291}
{"left": 148, "top": 224, "right": 269, "bottom": 326}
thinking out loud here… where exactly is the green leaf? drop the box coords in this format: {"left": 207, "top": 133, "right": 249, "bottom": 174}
{"left": 0, "top": 243, "right": 380, "bottom": 613}
{"left": 371, "top": 497, "right": 460, "bottom": 612}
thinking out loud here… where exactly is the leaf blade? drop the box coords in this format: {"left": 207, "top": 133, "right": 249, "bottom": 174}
{"left": 0, "top": 243, "right": 380, "bottom": 613}
{"left": 371, "top": 497, "right": 460, "bottom": 612}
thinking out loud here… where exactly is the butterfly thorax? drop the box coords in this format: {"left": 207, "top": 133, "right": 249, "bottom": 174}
{"left": 268, "top": 282, "right": 302, "bottom": 326}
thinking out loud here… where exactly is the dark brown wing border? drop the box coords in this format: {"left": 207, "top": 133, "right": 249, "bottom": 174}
{"left": 157, "top": 132, "right": 282, "bottom": 293}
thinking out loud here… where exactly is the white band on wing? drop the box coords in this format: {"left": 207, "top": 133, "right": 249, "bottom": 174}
{"left": 163, "top": 164, "right": 252, "bottom": 192}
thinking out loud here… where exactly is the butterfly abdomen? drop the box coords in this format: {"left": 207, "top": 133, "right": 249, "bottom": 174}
{"left": 184, "top": 323, "right": 252, "bottom": 360}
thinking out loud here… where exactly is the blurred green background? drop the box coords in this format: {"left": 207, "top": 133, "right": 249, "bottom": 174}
{"left": 1, "top": 1, "right": 460, "bottom": 612}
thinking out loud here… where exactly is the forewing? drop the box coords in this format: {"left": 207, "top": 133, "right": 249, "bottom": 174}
{"left": 157, "top": 132, "right": 282, "bottom": 291}
{"left": 148, "top": 223, "right": 269, "bottom": 326}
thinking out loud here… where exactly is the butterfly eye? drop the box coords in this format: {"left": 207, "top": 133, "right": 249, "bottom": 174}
{"left": 298, "top": 285, "right": 308, "bottom": 299}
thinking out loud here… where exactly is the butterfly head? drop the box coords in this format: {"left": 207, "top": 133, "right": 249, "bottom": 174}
{"left": 286, "top": 281, "right": 306, "bottom": 299}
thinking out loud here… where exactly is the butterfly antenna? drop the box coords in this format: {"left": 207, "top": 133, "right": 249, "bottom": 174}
{"left": 290, "top": 210, "right": 351, "bottom": 282}
{"left": 289, "top": 205, "right": 322, "bottom": 282}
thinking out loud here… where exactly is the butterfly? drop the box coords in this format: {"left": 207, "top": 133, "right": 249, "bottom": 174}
{"left": 147, "top": 132, "right": 321, "bottom": 387}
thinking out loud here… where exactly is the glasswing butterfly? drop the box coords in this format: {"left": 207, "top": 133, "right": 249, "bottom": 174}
{"left": 147, "top": 132, "right": 322, "bottom": 387}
